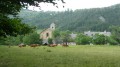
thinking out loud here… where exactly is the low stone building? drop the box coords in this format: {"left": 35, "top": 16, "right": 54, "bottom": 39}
{"left": 70, "top": 33, "right": 77, "bottom": 39}
{"left": 84, "top": 31, "right": 111, "bottom": 37}
{"left": 40, "top": 23, "right": 55, "bottom": 44}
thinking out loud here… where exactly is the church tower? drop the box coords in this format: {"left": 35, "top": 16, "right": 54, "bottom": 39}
{"left": 50, "top": 23, "right": 55, "bottom": 30}
{"left": 40, "top": 23, "right": 56, "bottom": 44}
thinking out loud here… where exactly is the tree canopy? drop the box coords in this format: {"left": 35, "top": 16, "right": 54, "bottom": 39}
{"left": 0, "top": 0, "right": 65, "bottom": 15}
{"left": 0, "top": 0, "right": 65, "bottom": 37}
{"left": 60, "top": 30, "right": 71, "bottom": 45}
{"left": 75, "top": 33, "right": 92, "bottom": 45}
{"left": 19, "top": 4, "right": 120, "bottom": 32}
{"left": 110, "top": 26, "right": 120, "bottom": 43}
{"left": 0, "top": 18, "right": 34, "bottom": 37}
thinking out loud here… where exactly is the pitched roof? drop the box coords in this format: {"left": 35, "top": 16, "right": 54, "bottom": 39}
{"left": 40, "top": 28, "right": 53, "bottom": 34}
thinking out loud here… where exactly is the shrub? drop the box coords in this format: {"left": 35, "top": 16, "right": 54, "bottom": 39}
{"left": 107, "top": 36, "right": 118, "bottom": 45}
{"left": 48, "top": 38, "right": 53, "bottom": 44}
{"left": 5, "top": 35, "right": 22, "bottom": 45}
{"left": 0, "top": 37, "right": 6, "bottom": 45}
{"left": 75, "top": 34, "right": 92, "bottom": 45}
{"left": 92, "top": 34, "right": 107, "bottom": 45}
{"left": 23, "top": 32, "right": 42, "bottom": 45}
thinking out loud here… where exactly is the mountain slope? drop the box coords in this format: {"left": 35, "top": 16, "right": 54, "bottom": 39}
{"left": 19, "top": 4, "right": 120, "bottom": 32}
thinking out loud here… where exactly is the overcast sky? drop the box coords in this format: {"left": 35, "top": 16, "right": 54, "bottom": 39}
{"left": 28, "top": 0, "right": 120, "bottom": 11}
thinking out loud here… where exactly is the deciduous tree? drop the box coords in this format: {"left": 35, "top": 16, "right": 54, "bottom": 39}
{"left": 110, "top": 26, "right": 120, "bottom": 44}
{"left": 75, "top": 33, "right": 92, "bottom": 45}
{"left": 0, "top": 0, "right": 64, "bottom": 37}
{"left": 92, "top": 34, "right": 107, "bottom": 45}
{"left": 23, "top": 32, "right": 42, "bottom": 45}
{"left": 60, "top": 30, "right": 71, "bottom": 45}
{"left": 52, "top": 29, "right": 61, "bottom": 44}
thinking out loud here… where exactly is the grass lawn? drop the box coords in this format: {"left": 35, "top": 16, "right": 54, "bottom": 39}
{"left": 0, "top": 45, "right": 120, "bottom": 67}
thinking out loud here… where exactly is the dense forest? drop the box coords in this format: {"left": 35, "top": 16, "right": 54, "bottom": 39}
{"left": 19, "top": 4, "right": 120, "bottom": 32}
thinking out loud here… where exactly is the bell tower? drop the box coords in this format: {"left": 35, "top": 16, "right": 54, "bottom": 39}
{"left": 50, "top": 23, "right": 55, "bottom": 30}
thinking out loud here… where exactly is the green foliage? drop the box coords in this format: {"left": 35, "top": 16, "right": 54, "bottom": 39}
{"left": 60, "top": 30, "right": 71, "bottom": 45}
{"left": 0, "top": 0, "right": 63, "bottom": 37}
{"left": 0, "top": 0, "right": 64, "bottom": 16}
{"left": 52, "top": 29, "right": 60, "bottom": 38}
{"left": 52, "top": 29, "right": 61, "bottom": 44}
{"left": 107, "top": 36, "right": 118, "bottom": 45}
{"left": 5, "top": 35, "right": 22, "bottom": 46}
{"left": 48, "top": 38, "right": 53, "bottom": 44}
{"left": 75, "top": 33, "right": 119, "bottom": 45}
{"left": 0, "top": 17, "right": 34, "bottom": 37}
{"left": 110, "top": 26, "right": 120, "bottom": 44}
{"left": 92, "top": 34, "right": 107, "bottom": 45}
{"left": 75, "top": 34, "right": 92, "bottom": 45}
{"left": 19, "top": 4, "right": 120, "bottom": 32}
{"left": 0, "top": 37, "right": 6, "bottom": 45}
{"left": 23, "top": 32, "right": 42, "bottom": 45}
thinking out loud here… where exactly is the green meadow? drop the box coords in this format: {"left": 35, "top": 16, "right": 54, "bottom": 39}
{"left": 0, "top": 45, "right": 120, "bottom": 67}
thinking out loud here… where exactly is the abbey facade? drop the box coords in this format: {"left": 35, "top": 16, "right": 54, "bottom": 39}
{"left": 40, "top": 23, "right": 55, "bottom": 44}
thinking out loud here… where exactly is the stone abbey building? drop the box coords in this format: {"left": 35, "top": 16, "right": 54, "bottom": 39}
{"left": 40, "top": 23, "right": 55, "bottom": 44}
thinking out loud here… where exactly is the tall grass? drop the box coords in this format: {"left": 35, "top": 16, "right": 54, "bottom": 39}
{"left": 0, "top": 45, "right": 120, "bottom": 67}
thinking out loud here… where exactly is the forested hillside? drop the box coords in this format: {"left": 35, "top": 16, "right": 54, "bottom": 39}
{"left": 19, "top": 4, "right": 120, "bottom": 32}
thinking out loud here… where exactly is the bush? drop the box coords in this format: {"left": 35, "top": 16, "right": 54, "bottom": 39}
{"left": 5, "top": 35, "right": 22, "bottom": 45}
{"left": 107, "top": 36, "right": 118, "bottom": 45}
{"left": 23, "top": 32, "right": 42, "bottom": 45}
{"left": 75, "top": 34, "right": 92, "bottom": 45}
{"left": 0, "top": 37, "right": 6, "bottom": 45}
{"left": 48, "top": 38, "right": 53, "bottom": 44}
{"left": 92, "top": 34, "right": 107, "bottom": 45}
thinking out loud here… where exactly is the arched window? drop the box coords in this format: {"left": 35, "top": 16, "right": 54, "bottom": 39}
{"left": 46, "top": 33, "right": 49, "bottom": 37}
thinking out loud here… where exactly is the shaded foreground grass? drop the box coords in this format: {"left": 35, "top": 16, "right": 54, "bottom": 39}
{"left": 0, "top": 45, "right": 120, "bottom": 67}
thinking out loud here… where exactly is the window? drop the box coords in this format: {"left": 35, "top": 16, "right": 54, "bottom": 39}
{"left": 46, "top": 33, "right": 49, "bottom": 37}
